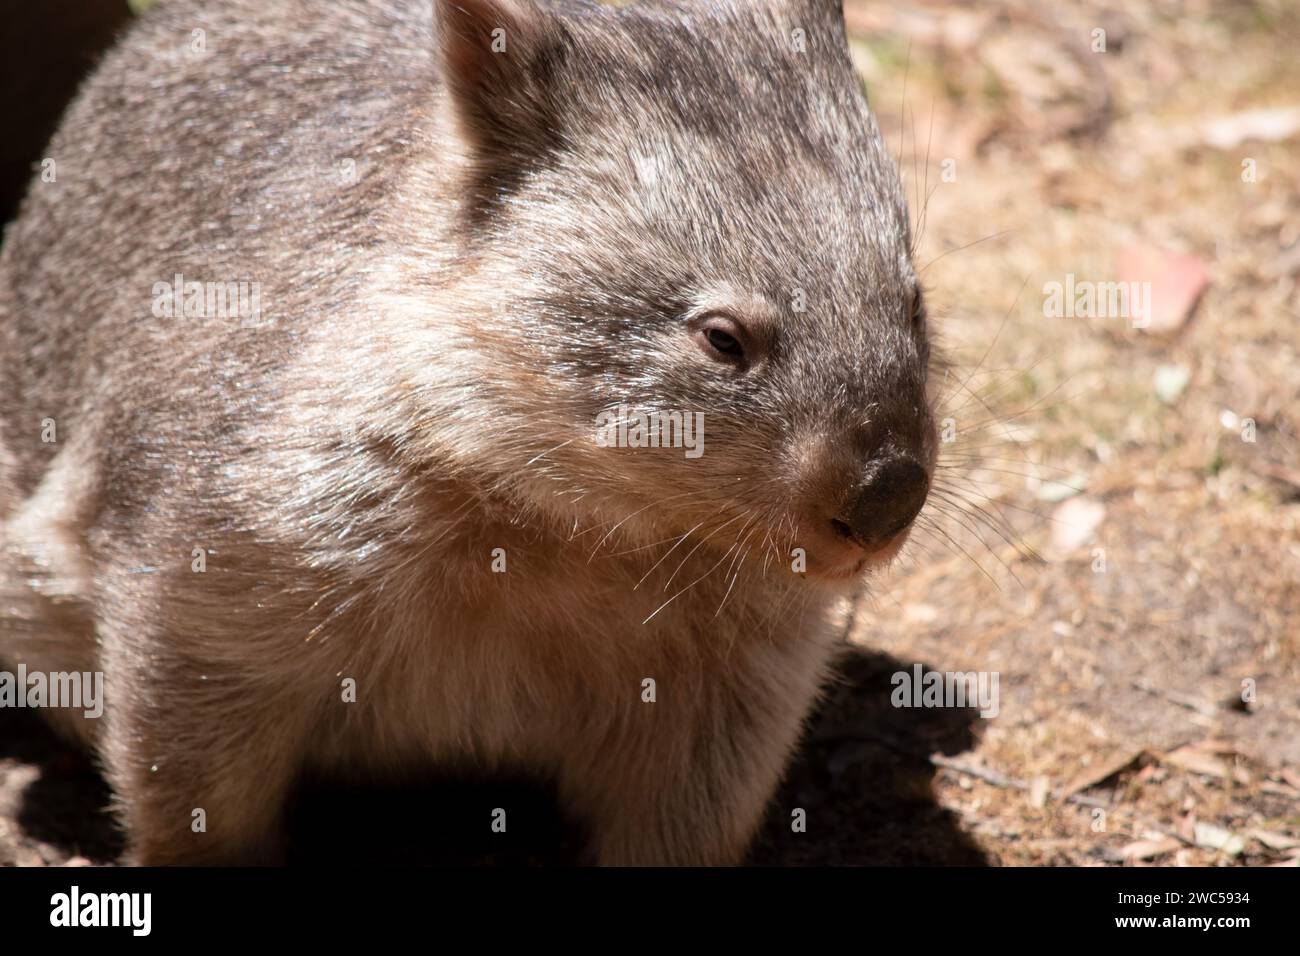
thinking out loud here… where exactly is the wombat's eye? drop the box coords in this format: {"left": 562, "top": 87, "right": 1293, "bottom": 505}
{"left": 694, "top": 315, "right": 748, "bottom": 365}
{"left": 707, "top": 328, "right": 742, "bottom": 355}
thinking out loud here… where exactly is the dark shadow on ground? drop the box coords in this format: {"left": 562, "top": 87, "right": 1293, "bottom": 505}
{"left": 749, "top": 645, "right": 991, "bottom": 865}
{"left": 0, "top": 707, "right": 123, "bottom": 863}
{"left": 1, "top": 644, "right": 989, "bottom": 865}
{"left": 286, "top": 772, "right": 585, "bottom": 866}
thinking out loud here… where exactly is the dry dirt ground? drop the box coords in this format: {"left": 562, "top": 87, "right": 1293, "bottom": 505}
{"left": 1, "top": 0, "right": 1297, "bottom": 866}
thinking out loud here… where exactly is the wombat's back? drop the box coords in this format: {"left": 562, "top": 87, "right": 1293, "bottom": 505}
{"left": 0, "top": 0, "right": 436, "bottom": 503}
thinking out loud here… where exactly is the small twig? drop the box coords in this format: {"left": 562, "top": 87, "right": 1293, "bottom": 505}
{"left": 813, "top": 725, "right": 1110, "bottom": 808}
{"left": 929, "top": 753, "right": 1026, "bottom": 791}
{"left": 1131, "top": 679, "right": 1219, "bottom": 717}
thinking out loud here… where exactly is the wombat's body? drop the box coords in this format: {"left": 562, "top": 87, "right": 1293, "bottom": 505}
{"left": 0, "top": 0, "right": 934, "bottom": 864}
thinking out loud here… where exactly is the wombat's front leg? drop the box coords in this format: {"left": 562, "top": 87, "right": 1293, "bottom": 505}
{"left": 100, "top": 652, "right": 310, "bottom": 865}
{"left": 558, "top": 641, "right": 830, "bottom": 866}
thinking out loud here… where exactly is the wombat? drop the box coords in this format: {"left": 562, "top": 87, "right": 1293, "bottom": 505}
{"left": 0, "top": 0, "right": 936, "bottom": 865}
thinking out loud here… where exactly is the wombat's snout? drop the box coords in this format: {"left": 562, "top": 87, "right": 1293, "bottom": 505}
{"left": 830, "top": 456, "right": 930, "bottom": 552}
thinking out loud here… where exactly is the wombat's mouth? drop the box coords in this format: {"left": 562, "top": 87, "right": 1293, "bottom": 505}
{"left": 800, "top": 522, "right": 917, "bottom": 583}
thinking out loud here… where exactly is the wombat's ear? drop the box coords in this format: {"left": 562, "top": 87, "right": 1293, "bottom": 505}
{"left": 792, "top": 0, "right": 847, "bottom": 33}
{"left": 437, "top": 0, "right": 567, "bottom": 187}
{"left": 805, "top": 0, "right": 845, "bottom": 17}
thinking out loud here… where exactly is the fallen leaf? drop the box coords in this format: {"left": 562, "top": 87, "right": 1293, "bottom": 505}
{"left": 1201, "top": 107, "right": 1300, "bottom": 149}
{"left": 903, "top": 603, "right": 940, "bottom": 625}
{"left": 1049, "top": 496, "right": 1106, "bottom": 556}
{"left": 1119, "top": 836, "right": 1182, "bottom": 861}
{"left": 1117, "top": 244, "right": 1209, "bottom": 332}
{"left": 1060, "top": 749, "right": 1148, "bottom": 799}
{"left": 1193, "top": 822, "right": 1245, "bottom": 857}
{"left": 1260, "top": 780, "right": 1300, "bottom": 799}
{"left": 1036, "top": 478, "right": 1088, "bottom": 503}
{"left": 1197, "top": 740, "right": 1240, "bottom": 755}
{"left": 1154, "top": 364, "right": 1191, "bottom": 405}
{"left": 1163, "top": 745, "right": 1229, "bottom": 779}
{"left": 1250, "top": 829, "right": 1300, "bottom": 851}
{"left": 1029, "top": 775, "right": 1050, "bottom": 809}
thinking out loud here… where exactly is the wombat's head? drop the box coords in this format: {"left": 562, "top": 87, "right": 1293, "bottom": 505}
{"left": 434, "top": 0, "right": 936, "bottom": 583}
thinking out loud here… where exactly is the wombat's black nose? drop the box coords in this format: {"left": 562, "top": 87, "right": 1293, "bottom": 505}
{"left": 832, "top": 457, "right": 930, "bottom": 550}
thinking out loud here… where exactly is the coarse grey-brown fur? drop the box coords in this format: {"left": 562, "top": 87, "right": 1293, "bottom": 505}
{"left": 0, "top": 0, "right": 936, "bottom": 864}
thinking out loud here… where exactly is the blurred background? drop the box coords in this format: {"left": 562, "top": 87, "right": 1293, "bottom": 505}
{"left": 826, "top": 0, "right": 1300, "bottom": 867}
{"left": 0, "top": 0, "right": 1296, "bottom": 866}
